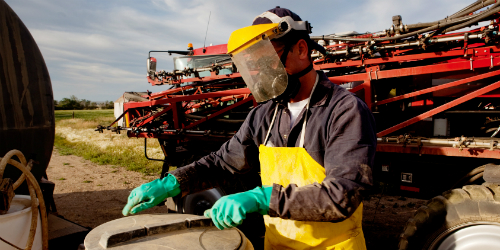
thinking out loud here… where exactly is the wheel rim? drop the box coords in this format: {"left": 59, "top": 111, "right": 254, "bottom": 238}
{"left": 433, "top": 223, "right": 500, "bottom": 250}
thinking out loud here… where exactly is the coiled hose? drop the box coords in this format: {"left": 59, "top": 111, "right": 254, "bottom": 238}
{"left": 0, "top": 150, "right": 48, "bottom": 250}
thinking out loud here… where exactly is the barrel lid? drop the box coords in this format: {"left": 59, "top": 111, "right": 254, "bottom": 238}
{"left": 84, "top": 214, "right": 244, "bottom": 250}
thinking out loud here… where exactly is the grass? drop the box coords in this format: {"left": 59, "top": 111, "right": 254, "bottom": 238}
{"left": 55, "top": 110, "right": 115, "bottom": 122}
{"left": 54, "top": 110, "right": 163, "bottom": 176}
{"left": 58, "top": 177, "right": 66, "bottom": 180}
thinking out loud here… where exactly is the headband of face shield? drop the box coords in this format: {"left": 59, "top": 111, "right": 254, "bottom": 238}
{"left": 252, "top": 12, "right": 312, "bottom": 39}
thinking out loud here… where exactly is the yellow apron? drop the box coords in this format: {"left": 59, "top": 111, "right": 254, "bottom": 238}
{"left": 259, "top": 77, "right": 366, "bottom": 250}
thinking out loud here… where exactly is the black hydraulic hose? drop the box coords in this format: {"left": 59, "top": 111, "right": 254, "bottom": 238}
{"left": 444, "top": 4, "right": 500, "bottom": 33}
{"left": 451, "top": 0, "right": 484, "bottom": 17}
{"left": 327, "top": 3, "right": 499, "bottom": 43}
{"left": 451, "top": 165, "right": 486, "bottom": 189}
{"left": 316, "top": 1, "right": 496, "bottom": 43}
{"left": 327, "top": 23, "right": 446, "bottom": 42}
{"left": 406, "top": 11, "right": 482, "bottom": 30}
{"left": 450, "top": 0, "right": 494, "bottom": 18}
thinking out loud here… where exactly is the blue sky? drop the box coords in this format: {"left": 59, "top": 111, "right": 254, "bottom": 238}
{"left": 5, "top": 0, "right": 473, "bottom": 101}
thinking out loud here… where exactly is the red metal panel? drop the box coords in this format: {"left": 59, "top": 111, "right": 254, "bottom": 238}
{"left": 314, "top": 46, "right": 500, "bottom": 70}
{"left": 124, "top": 89, "right": 251, "bottom": 109}
{"left": 149, "top": 84, "right": 197, "bottom": 98}
{"left": 400, "top": 186, "right": 420, "bottom": 192}
{"left": 376, "top": 69, "right": 500, "bottom": 106}
{"left": 329, "top": 56, "right": 500, "bottom": 84}
{"left": 377, "top": 80, "right": 500, "bottom": 137}
{"left": 171, "top": 102, "right": 182, "bottom": 129}
{"left": 478, "top": 94, "right": 500, "bottom": 98}
{"left": 349, "top": 81, "right": 372, "bottom": 109}
{"left": 348, "top": 83, "right": 365, "bottom": 93}
{"left": 329, "top": 73, "right": 368, "bottom": 84}
{"left": 193, "top": 44, "right": 227, "bottom": 55}
{"left": 377, "top": 144, "right": 500, "bottom": 159}
{"left": 365, "top": 81, "right": 372, "bottom": 110}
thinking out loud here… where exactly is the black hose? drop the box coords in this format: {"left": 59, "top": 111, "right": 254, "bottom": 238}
{"left": 406, "top": 11, "right": 482, "bottom": 30}
{"left": 319, "top": 1, "right": 497, "bottom": 43}
{"left": 451, "top": 0, "right": 484, "bottom": 17}
{"left": 450, "top": 0, "right": 494, "bottom": 18}
{"left": 328, "top": 3, "right": 499, "bottom": 43}
{"left": 444, "top": 5, "right": 500, "bottom": 33}
{"left": 451, "top": 165, "right": 486, "bottom": 189}
{"left": 328, "top": 24, "right": 441, "bottom": 42}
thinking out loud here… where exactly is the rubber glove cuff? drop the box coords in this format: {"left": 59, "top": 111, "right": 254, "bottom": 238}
{"left": 203, "top": 185, "right": 272, "bottom": 230}
{"left": 122, "top": 174, "right": 181, "bottom": 216}
{"left": 248, "top": 185, "right": 272, "bottom": 215}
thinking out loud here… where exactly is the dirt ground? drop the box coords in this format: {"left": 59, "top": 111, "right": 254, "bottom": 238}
{"left": 46, "top": 148, "right": 427, "bottom": 249}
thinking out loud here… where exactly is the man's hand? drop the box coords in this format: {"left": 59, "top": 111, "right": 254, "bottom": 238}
{"left": 122, "top": 174, "right": 181, "bottom": 216}
{"left": 204, "top": 186, "right": 272, "bottom": 230}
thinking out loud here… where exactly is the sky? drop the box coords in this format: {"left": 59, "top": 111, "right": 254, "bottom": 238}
{"left": 5, "top": 0, "right": 474, "bottom": 102}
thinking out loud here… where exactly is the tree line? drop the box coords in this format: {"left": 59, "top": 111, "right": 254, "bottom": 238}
{"left": 55, "top": 95, "right": 114, "bottom": 110}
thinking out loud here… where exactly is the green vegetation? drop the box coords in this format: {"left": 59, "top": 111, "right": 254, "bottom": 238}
{"left": 54, "top": 110, "right": 163, "bottom": 176}
{"left": 55, "top": 95, "right": 113, "bottom": 110}
{"left": 55, "top": 109, "right": 115, "bottom": 122}
{"left": 58, "top": 177, "right": 66, "bottom": 180}
{"left": 83, "top": 180, "right": 93, "bottom": 183}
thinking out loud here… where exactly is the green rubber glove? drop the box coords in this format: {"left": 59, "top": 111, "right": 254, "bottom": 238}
{"left": 122, "top": 174, "right": 181, "bottom": 216}
{"left": 204, "top": 186, "right": 272, "bottom": 230}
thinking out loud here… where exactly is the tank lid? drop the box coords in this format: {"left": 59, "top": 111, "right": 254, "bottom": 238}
{"left": 84, "top": 214, "right": 244, "bottom": 250}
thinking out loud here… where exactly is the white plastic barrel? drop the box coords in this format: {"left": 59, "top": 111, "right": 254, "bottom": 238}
{"left": 0, "top": 195, "right": 42, "bottom": 250}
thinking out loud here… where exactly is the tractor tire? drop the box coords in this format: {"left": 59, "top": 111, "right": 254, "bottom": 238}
{"left": 178, "top": 188, "right": 224, "bottom": 216}
{"left": 399, "top": 183, "right": 500, "bottom": 250}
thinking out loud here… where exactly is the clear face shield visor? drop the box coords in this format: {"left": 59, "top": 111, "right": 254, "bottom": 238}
{"left": 231, "top": 38, "right": 288, "bottom": 103}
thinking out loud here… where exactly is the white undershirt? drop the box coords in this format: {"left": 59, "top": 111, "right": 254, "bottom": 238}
{"left": 288, "top": 98, "right": 309, "bottom": 128}
{"left": 287, "top": 73, "right": 319, "bottom": 129}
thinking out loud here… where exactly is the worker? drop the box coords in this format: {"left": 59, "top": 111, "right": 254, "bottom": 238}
{"left": 123, "top": 7, "right": 376, "bottom": 250}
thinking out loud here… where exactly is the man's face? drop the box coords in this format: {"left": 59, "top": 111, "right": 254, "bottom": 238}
{"left": 271, "top": 40, "right": 299, "bottom": 75}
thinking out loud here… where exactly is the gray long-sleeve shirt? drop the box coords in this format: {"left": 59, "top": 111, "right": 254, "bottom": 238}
{"left": 171, "top": 71, "right": 377, "bottom": 222}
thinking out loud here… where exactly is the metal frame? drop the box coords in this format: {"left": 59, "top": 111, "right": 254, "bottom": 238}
{"left": 105, "top": 19, "right": 500, "bottom": 159}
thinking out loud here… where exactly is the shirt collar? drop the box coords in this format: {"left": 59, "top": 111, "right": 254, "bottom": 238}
{"left": 310, "top": 71, "right": 333, "bottom": 107}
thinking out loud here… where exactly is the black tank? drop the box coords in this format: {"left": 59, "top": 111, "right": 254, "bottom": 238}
{"left": 0, "top": 0, "right": 55, "bottom": 192}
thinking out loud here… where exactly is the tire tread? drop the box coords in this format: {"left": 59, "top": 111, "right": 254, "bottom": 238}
{"left": 399, "top": 184, "right": 500, "bottom": 250}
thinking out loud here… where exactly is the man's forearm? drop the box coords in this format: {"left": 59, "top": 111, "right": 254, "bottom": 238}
{"left": 268, "top": 177, "right": 368, "bottom": 221}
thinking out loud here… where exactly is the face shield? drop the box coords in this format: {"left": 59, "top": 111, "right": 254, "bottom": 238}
{"left": 232, "top": 38, "right": 288, "bottom": 103}
{"left": 228, "top": 24, "right": 288, "bottom": 103}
